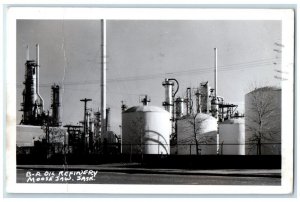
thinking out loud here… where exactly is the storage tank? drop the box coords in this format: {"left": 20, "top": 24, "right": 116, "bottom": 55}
{"left": 245, "top": 87, "right": 281, "bottom": 155}
{"left": 177, "top": 113, "right": 218, "bottom": 155}
{"left": 219, "top": 118, "right": 245, "bottom": 155}
{"left": 122, "top": 105, "right": 171, "bottom": 155}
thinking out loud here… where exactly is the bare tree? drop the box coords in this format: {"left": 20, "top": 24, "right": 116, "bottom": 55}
{"left": 177, "top": 102, "right": 216, "bottom": 155}
{"left": 189, "top": 112, "right": 215, "bottom": 155}
{"left": 245, "top": 86, "right": 281, "bottom": 155}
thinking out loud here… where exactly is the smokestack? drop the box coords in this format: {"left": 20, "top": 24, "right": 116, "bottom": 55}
{"left": 36, "top": 44, "right": 39, "bottom": 95}
{"left": 26, "top": 45, "right": 29, "bottom": 61}
{"left": 101, "top": 19, "right": 107, "bottom": 135}
{"left": 36, "top": 44, "right": 39, "bottom": 67}
{"left": 214, "top": 47, "right": 217, "bottom": 97}
{"left": 211, "top": 48, "right": 219, "bottom": 119}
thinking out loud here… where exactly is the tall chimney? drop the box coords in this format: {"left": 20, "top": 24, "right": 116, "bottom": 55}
{"left": 26, "top": 45, "right": 29, "bottom": 61}
{"left": 101, "top": 19, "right": 107, "bottom": 136}
{"left": 36, "top": 44, "right": 39, "bottom": 96}
{"left": 214, "top": 47, "right": 218, "bottom": 98}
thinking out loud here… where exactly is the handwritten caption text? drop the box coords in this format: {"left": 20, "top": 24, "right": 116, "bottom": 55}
{"left": 25, "top": 170, "right": 98, "bottom": 183}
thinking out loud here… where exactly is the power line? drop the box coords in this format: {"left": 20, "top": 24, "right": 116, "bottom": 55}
{"left": 16, "top": 57, "right": 280, "bottom": 88}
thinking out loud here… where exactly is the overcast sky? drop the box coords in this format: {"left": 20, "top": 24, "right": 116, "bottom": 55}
{"left": 17, "top": 20, "right": 281, "bottom": 133}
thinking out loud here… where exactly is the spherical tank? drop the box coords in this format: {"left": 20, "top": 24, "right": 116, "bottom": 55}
{"left": 122, "top": 106, "right": 171, "bottom": 155}
{"left": 177, "top": 113, "right": 218, "bottom": 155}
{"left": 219, "top": 118, "right": 245, "bottom": 155}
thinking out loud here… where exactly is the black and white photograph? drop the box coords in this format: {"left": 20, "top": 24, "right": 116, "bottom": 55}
{"left": 4, "top": 7, "right": 295, "bottom": 195}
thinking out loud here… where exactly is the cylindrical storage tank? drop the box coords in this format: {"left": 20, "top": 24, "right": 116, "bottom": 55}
{"left": 219, "top": 118, "right": 245, "bottom": 155}
{"left": 177, "top": 113, "right": 218, "bottom": 155}
{"left": 245, "top": 87, "right": 281, "bottom": 155}
{"left": 122, "top": 106, "right": 171, "bottom": 155}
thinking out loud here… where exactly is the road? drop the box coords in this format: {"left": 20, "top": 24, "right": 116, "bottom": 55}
{"left": 17, "top": 169, "right": 280, "bottom": 185}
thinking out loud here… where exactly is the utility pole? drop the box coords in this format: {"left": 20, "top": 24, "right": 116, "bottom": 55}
{"left": 214, "top": 47, "right": 220, "bottom": 155}
{"left": 80, "top": 98, "right": 92, "bottom": 154}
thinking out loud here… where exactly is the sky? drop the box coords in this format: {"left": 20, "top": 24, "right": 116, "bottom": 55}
{"left": 16, "top": 20, "right": 282, "bottom": 134}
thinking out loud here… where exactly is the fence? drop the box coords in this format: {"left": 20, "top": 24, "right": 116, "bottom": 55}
{"left": 17, "top": 142, "right": 282, "bottom": 167}
{"left": 17, "top": 142, "right": 281, "bottom": 157}
{"left": 121, "top": 143, "right": 281, "bottom": 156}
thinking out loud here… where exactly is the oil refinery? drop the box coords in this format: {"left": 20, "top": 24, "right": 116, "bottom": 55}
{"left": 16, "top": 20, "right": 282, "bottom": 167}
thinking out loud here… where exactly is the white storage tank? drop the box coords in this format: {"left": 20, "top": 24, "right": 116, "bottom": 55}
{"left": 219, "top": 118, "right": 245, "bottom": 155}
{"left": 245, "top": 87, "right": 281, "bottom": 155}
{"left": 122, "top": 105, "right": 171, "bottom": 155}
{"left": 177, "top": 113, "right": 218, "bottom": 155}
